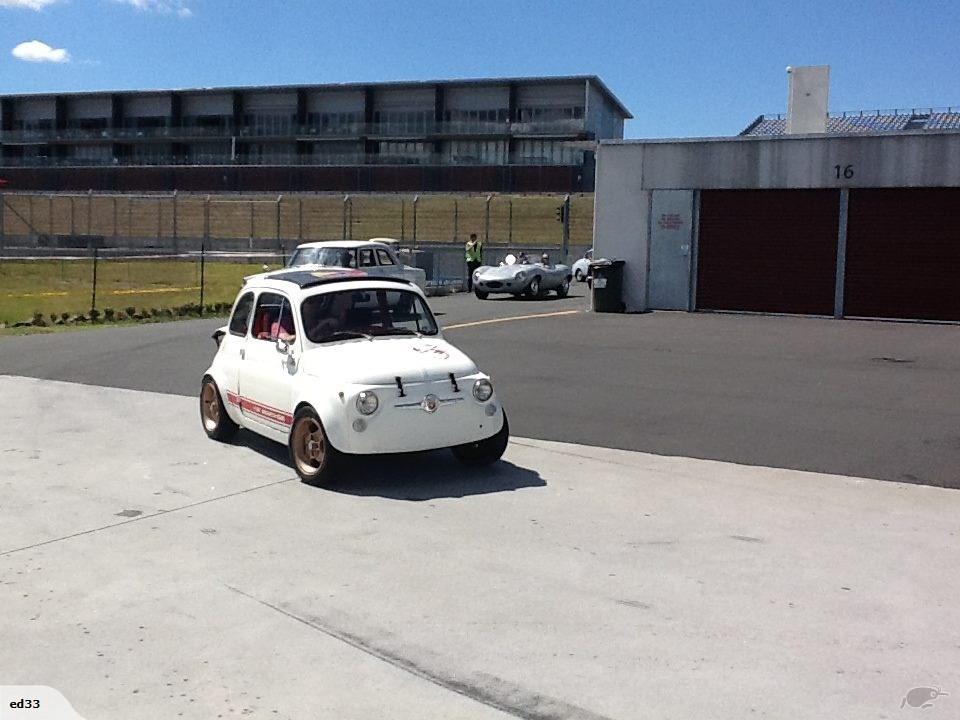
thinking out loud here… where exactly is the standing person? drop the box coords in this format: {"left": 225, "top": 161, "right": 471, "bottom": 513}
{"left": 465, "top": 233, "right": 483, "bottom": 291}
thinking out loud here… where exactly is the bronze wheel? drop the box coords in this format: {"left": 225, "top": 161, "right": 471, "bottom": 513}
{"left": 199, "top": 378, "right": 238, "bottom": 442}
{"left": 289, "top": 407, "right": 340, "bottom": 486}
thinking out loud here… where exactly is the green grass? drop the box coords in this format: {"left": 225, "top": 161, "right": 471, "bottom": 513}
{"left": 0, "top": 258, "right": 282, "bottom": 325}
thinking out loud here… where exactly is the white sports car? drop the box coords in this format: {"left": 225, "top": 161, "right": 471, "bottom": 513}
{"left": 572, "top": 249, "right": 593, "bottom": 282}
{"left": 201, "top": 268, "right": 508, "bottom": 486}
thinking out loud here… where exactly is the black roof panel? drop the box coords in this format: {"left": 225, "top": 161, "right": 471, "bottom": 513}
{"left": 268, "top": 269, "right": 414, "bottom": 289}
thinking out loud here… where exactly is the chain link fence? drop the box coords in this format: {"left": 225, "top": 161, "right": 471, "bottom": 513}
{"left": 0, "top": 192, "right": 594, "bottom": 326}
{"left": 0, "top": 192, "right": 593, "bottom": 252}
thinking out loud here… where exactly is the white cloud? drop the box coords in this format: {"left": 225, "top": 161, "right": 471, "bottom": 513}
{"left": 111, "top": 0, "right": 193, "bottom": 17}
{"left": 0, "top": 0, "right": 61, "bottom": 9}
{"left": 11, "top": 39, "right": 70, "bottom": 63}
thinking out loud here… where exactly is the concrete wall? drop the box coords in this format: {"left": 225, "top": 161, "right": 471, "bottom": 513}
{"left": 593, "top": 131, "right": 960, "bottom": 312}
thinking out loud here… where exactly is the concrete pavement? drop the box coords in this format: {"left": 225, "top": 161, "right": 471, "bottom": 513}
{"left": 2, "top": 375, "right": 958, "bottom": 719}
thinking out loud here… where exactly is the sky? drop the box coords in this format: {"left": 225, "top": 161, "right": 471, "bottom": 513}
{"left": 0, "top": 0, "right": 958, "bottom": 138}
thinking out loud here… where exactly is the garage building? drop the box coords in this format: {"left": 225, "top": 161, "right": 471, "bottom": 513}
{"left": 593, "top": 130, "right": 960, "bottom": 322}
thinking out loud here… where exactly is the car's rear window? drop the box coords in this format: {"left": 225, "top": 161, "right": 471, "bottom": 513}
{"left": 301, "top": 289, "right": 438, "bottom": 343}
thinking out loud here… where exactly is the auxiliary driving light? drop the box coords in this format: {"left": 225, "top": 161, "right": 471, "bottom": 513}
{"left": 484, "top": 403, "right": 497, "bottom": 416}
{"left": 356, "top": 390, "right": 379, "bottom": 415}
{"left": 473, "top": 379, "right": 494, "bottom": 402}
{"left": 352, "top": 418, "right": 367, "bottom": 432}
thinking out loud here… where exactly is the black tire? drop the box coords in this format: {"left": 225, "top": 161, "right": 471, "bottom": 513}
{"left": 574, "top": 269, "right": 584, "bottom": 282}
{"left": 525, "top": 277, "right": 541, "bottom": 298}
{"left": 556, "top": 276, "right": 570, "bottom": 298}
{"left": 289, "top": 406, "right": 342, "bottom": 486}
{"left": 200, "top": 377, "right": 238, "bottom": 442}
{"left": 474, "top": 290, "right": 489, "bottom": 300}
{"left": 452, "top": 412, "right": 509, "bottom": 466}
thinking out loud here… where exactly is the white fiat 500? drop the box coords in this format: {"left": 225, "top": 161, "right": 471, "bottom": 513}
{"left": 200, "top": 268, "right": 508, "bottom": 485}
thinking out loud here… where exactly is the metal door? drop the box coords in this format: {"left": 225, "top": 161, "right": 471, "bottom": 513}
{"left": 647, "top": 190, "right": 694, "bottom": 310}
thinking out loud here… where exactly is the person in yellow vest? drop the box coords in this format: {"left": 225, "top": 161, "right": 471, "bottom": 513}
{"left": 465, "top": 233, "right": 483, "bottom": 291}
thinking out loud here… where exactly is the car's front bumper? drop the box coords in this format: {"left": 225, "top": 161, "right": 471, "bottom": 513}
{"left": 474, "top": 276, "right": 528, "bottom": 294}
{"left": 323, "top": 375, "right": 505, "bottom": 455}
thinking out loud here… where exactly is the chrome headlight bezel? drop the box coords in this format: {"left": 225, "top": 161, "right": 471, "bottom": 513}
{"left": 473, "top": 378, "right": 494, "bottom": 402}
{"left": 356, "top": 390, "right": 379, "bottom": 415}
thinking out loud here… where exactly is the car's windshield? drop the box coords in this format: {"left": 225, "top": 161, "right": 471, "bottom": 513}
{"left": 287, "top": 246, "right": 355, "bottom": 268}
{"left": 301, "top": 288, "right": 438, "bottom": 343}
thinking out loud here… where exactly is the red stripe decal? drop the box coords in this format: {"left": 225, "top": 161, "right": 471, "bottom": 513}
{"left": 225, "top": 391, "right": 292, "bottom": 427}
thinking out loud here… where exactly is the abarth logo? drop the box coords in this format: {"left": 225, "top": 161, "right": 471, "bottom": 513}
{"left": 901, "top": 686, "right": 949, "bottom": 710}
{"left": 420, "top": 394, "right": 439, "bottom": 413}
{"left": 412, "top": 343, "right": 450, "bottom": 360}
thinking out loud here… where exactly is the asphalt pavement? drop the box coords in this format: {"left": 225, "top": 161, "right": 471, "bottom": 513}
{"left": 4, "top": 376, "right": 958, "bottom": 720}
{"left": 1, "top": 287, "right": 959, "bottom": 486}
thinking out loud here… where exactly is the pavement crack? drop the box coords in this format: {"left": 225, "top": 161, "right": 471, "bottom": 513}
{"left": 0, "top": 477, "right": 296, "bottom": 557}
{"left": 225, "top": 584, "right": 617, "bottom": 720}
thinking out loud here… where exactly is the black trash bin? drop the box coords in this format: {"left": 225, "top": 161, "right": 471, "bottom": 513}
{"left": 589, "top": 259, "right": 626, "bottom": 313}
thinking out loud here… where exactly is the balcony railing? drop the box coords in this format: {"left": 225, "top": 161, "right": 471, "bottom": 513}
{"left": 0, "top": 150, "right": 586, "bottom": 169}
{"left": 0, "top": 119, "right": 587, "bottom": 144}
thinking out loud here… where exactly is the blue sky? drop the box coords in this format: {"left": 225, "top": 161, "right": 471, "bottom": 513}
{"left": 1, "top": 0, "right": 958, "bottom": 138}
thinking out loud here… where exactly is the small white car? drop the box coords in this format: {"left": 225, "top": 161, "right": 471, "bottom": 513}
{"left": 285, "top": 240, "right": 427, "bottom": 290}
{"left": 572, "top": 249, "right": 593, "bottom": 282}
{"left": 200, "top": 269, "right": 508, "bottom": 486}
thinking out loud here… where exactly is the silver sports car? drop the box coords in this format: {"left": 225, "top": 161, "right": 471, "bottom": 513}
{"left": 472, "top": 254, "right": 573, "bottom": 300}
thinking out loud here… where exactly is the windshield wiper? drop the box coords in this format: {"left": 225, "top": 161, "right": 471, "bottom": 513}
{"left": 315, "top": 330, "right": 373, "bottom": 343}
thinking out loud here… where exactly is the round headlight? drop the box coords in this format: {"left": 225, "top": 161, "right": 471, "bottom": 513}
{"left": 356, "top": 390, "right": 379, "bottom": 415}
{"left": 516, "top": 271, "right": 526, "bottom": 280}
{"left": 473, "top": 379, "right": 494, "bottom": 402}
{"left": 473, "top": 270, "right": 481, "bottom": 279}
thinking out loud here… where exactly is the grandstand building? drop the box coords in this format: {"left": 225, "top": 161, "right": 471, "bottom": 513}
{"left": 0, "top": 76, "right": 630, "bottom": 193}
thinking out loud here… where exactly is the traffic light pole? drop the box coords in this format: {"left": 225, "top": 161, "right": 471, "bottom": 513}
{"left": 561, "top": 194, "right": 571, "bottom": 260}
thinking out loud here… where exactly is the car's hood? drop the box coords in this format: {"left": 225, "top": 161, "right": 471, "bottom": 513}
{"left": 476, "top": 264, "right": 529, "bottom": 280}
{"left": 299, "top": 336, "right": 478, "bottom": 385}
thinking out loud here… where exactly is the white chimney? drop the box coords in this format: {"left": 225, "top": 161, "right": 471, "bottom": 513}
{"left": 786, "top": 65, "right": 829, "bottom": 134}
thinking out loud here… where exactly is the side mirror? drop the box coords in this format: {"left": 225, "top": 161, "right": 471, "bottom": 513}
{"left": 212, "top": 329, "right": 226, "bottom": 347}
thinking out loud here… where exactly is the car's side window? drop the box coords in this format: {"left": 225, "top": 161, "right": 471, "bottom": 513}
{"left": 359, "top": 249, "right": 377, "bottom": 267}
{"left": 376, "top": 249, "right": 395, "bottom": 266}
{"left": 229, "top": 292, "right": 255, "bottom": 336}
{"left": 251, "top": 292, "right": 296, "bottom": 343}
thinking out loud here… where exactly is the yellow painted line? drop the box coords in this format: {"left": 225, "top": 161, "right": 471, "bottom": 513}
{"left": 108, "top": 285, "right": 200, "bottom": 296}
{"left": 4, "top": 285, "right": 200, "bottom": 299}
{"left": 444, "top": 309, "right": 580, "bottom": 330}
{"left": 4, "top": 291, "right": 69, "bottom": 299}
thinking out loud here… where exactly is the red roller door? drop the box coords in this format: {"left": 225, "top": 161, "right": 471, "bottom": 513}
{"left": 696, "top": 190, "right": 840, "bottom": 315}
{"left": 844, "top": 188, "right": 960, "bottom": 321}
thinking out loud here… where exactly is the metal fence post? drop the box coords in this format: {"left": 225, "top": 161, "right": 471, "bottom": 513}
{"left": 400, "top": 198, "right": 405, "bottom": 242}
{"left": 508, "top": 200, "right": 513, "bottom": 246}
{"left": 298, "top": 197, "right": 303, "bottom": 242}
{"left": 276, "top": 194, "right": 282, "bottom": 246}
{"left": 112, "top": 195, "right": 118, "bottom": 240}
{"left": 249, "top": 200, "right": 255, "bottom": 251}
{"left": 562, "top": 193, "right": 571, "bottom": 260}
{"left": 453, "top": 200, "right": 458, "bottom": 243}
{"left": 412, "top": 194, "right": 418, "bottom": 250}
{"left": 156, "top": 192, "right": 162, "bottom": 243}
{"left": 0, "top": 192, "right": 5, "bottom": 251}
{"left": 199, "top": 241, "right": 206, "bottom": 314}
{"left": 70, "top": 196, "right": 76, "bottom": 242}
{"left": 90, "top": 246, "right": 98, "bottom": 312}
{"left": 342, "top": 195, "right": 350, "bottom": 240}
{"left": 87, "top": 190, "right": 93, "bottom": 237}
{"left": 172, "top": 190, "right": 178, "bottom": 254}
{"left": 484, "top": 194, "right": 491, "bottom": 246}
